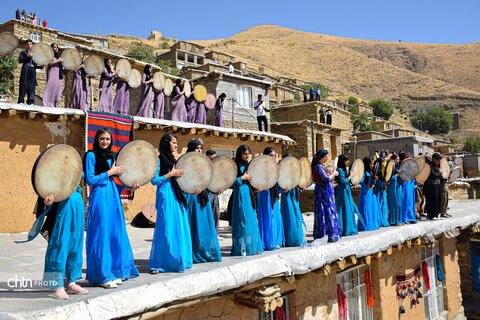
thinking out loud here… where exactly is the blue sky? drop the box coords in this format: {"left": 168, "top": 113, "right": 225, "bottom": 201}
{"left": 3, "top": 0, "right": 479, "bottom": 44}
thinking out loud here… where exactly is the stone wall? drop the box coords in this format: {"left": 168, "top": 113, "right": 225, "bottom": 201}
{"left": 439, "top": 236, "right": 464, "bottom": 319}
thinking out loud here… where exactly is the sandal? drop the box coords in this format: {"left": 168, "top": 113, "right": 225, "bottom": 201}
{"left": 113, "top": 279, "right": 123, "bottom": 285}
{"left": 100, "top": 281, "right": 118, "bottom": 289}
{"left": 150, "top": 270, "right": 159, "bottom": 274}
{"left": 52, "top": 288, "right": 69, "bottom": 300}
{"left": 66, "top": 283, "right": 88, "bottom": 295}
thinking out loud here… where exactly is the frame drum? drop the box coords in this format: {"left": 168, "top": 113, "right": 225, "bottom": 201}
{"left": 0, "top": 32, "right": 18, "bottom": 56}
{"left": 84, "top": 55, "right": 104, "bottom": 76}
{"left": 60, "top": 48, "right": 82, "bottom": 70}
{"left": 384, "top": 159, "right": 395, "bottom": 183}
{"left": 349, "top": 159, "right": 364, "bottom": 186}
{"left": 370, "top": 161, "right": 381, "bottom": 187}
{"left": 207, "top": 156, "right": 237, "bottom": 193}
{"left": 116, "top": 58, "right": 132, "bottom": 79}
{"left": 247, "top": 155, "right": 279, "bottom": 190}
{"left": 163, "top": 78, "right": 174, "bottom": 96}
{"left": 205, "top": 93, "right": 216, "bottom": 109}
{"left": 141, "top": 203, "right": 157, "bottom": 223}
{"left": 399, "top": 159, "right": 419, "bottom": 181}
{"left": 116, "top": 140, "right": 158, "bottom": 187}
{"left": 415, "top": 156, "right": 426, "bottom": 177}
{"left": 176, "top": 152, "right": 213, "bottom": 194}
{"left": 278, "top": 157, "right": 301, "bottom": 190}
{"left": 153, "top": 72, "right": 165, "bottom": 90}
{"left": 193, "top": 85, "right": 208, "bottom": 102}
{"left": 298, "top": 157, "right": 312, "bottom": 189}
{"left": 440, "top": 157, "right": 450, "bottom": 180}
{"left": 448, "top": 166, "right": 462, "bottom": 183}
{"left": 184, "top": 80, "right": 191, "bottom": 98}
{"left": 128, "top": 69, "right": 142, "bottom": 89}
{"left": 31, "top": 144, "right": 83, "bottom": 202}
{"left": 31, "top": 42, "right": 53, "bottom": 66}
{"left": 415, "top": 162, "right": 431, "bottom": 184}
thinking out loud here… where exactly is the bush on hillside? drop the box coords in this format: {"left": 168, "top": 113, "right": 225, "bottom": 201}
{"left": 347, "top": 106, "right": 358, "bottom": 115}
{"left": 464, "top": 135, "right": 480, "bottom": 153}
{"left": 353, "top": 112, "right": 374, "bottom": 132}
{"left": 348, "top": 96, "right": 358, "bottom": 105}
{"left": 410, "top": 107, "right": 453, "bottom": 134}
{"left": 161, "top": 41, "right": 169, "bottom": 49}
{"left": 0, "top": 55, "right": 17, "bottom": 95}
{"left": 127, "top": 45, "right": 155, "bottom": 64}
{"left": 370, "top": 99, "right": 394, "bottom": 120}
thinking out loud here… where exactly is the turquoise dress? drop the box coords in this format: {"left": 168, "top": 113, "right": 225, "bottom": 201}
{"left": 374, "top": 180, "right": 390, "bottom": 227}
{"left": 85, "top": 153, "right": 139, "bottom": 284}
{"left": 281, "top": 188, "right": 304, "bottom": 247}
{"left": 358, "top": 173, "right": 380, "bottom": 231}
{"left": 335, "top": 168, "right": 359, "bottom": 236}
{"left": 186, "top": 193, "right": 222, "bottom": 263}
{"left": 402, "top": 179, "right": 416, "bottom": 223}
{"left": 231, "top": 166, "right": 264, "bottom": 256}
{"left": 149, "top": 162, "right": 193, "bottom": 272}
{"left": 387, "top": 175, "right": 403, "bottom": 225}
{"left": 258, "top": 186, "right": 284, "bottom": 250}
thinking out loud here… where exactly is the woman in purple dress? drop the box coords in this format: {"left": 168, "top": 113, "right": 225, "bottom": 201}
{"left": 113, "top": 78, "right": 130, "bottom": 115}
{"left": 212, "top": 93, "right": 226, "bottom": 127}
{"left": 195, "top": 101, "right": 207, "bottom": 124}
{"left": 97, "top": 58, "right": 117, "bottom": 113}
{"left": 153, "top": 89, "right": 165, "bottom": 119}
{"left": 185, "top": 82, "right": 197, "bottom": 123}
{"left": 43, "top": 43, "right": 64, "bottom": 107}
{"left": 70, "top": 51, "right": 89, "bottom": 110}
{"left": 312, "top": 149, "right": 341, "bottom": 242}
{"left": 170, "top": 79, "right": 187, "bottom": 122}
{"left": 135, "top": 64, "right": 154, "bottom": 117}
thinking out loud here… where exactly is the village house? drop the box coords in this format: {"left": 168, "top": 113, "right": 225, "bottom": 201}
{"left": 269, "top": 85, "right": 298, "bottom": 106}
{"left": 156, "top": 41, "right": 206, "bottom": 70}
{"left": 204, "top": 49, "right": 235, "bottom": 65}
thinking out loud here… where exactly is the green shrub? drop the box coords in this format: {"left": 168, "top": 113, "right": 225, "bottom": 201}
{"left": 353, "top": 112, "right": 374, "bottom": 132}
{"left": 464, "top": 135, "right": 480, "bottom": 153}
{"left": 348, "top": 96, "right": 359, "bottom": 105}
{"left": 410, "top": 107, "right": 453, "bottom": 134}
{"left": 0, "top": 55, "right": 17, "bottom": 95}
{"left": 127, "top": 45, "right": 155, "bottom": 64}
{"left": 370, "top": 99, "right": 394, "bottom": 120}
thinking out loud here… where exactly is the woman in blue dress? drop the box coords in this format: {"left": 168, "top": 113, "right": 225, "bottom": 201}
{"left": 387, "top": 154, "right": 404, "bottom": 225}
{"left": 373, "top": 158, "right": 390, "bottom": 227}
{"left": 358, "top": 157, "right": 380, "bottom": 231}
{"left": 257, "top": 147, "right": 284, "bottom": 250}
{"left": 184, "top": 139, "right": 222, "bottom": 263}
{"left": 280, "top": 154, "right": 305, "bottom": 247}
{"left": 85, "top": 128, "right": 140, "bottom": 288}
{"left": 312, "top": 149, "right": 341, "bottom": 242}
{"left": 400, "top": 154, "right": 417, "bottom": 223}
{"left": 231, "top": 145, "right": 264, "bottom": 256}
{"left": 149, "top": 133, "right": 193, "bottom": 272}
{"left": 335, "top": 154, "right": 359, "bottom": 236}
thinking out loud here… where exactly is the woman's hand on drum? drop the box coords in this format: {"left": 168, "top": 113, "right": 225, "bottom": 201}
{"left": 217, "top": 189, "right": 224, "bottom": 195}
{"left": 132, "top": 181, "right": 141, "bottom": 191}
{"left": 255, "top": 188, "right": 262, "bottom": 193}
{"left": 27, "top": 52, "right": 34, "bottom": 57}
{"left": 241, "top": 172, "right": 253, "bottom": 181}
{"left": 193, "top": 188, "right": 202, "bottom": 196}
{"left": 349, "top": 171, "right": 356, "bottom": 179}
{"left": 283, "top": 187, "right": 291, "bottom": 193}
{"left": 108, "top": 163, "right": 126, "bottom": 176}
{"left": 57, "top": 57, "right": 64, "bottom": 63}
{"left": 168, "top": 167, "right": 184, "bottom": 179}
{"left": 44, "top": 194, "right": 54, "bottom": 206}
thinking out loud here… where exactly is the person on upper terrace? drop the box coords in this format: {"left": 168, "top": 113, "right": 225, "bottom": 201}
{"left": 15, "top": 9, "right": 20, "bottom": 20}
{"left": 309, "top": 87, "right": 315, "bottom": 102}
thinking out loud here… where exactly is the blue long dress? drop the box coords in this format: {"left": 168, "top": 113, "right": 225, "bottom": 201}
{"left": 149, "top": 163, "right": 193, "bottom": 271}
{"left": 85, "top": 153, "right": 139, "bottom": 284}
{"left": 313, "top": 165, "right": 341, "bottom": 241}
{"left": 374, "top": 180, "right": 390, "bottom": 227}
{"left": 281, "top": 188, "right": 304, "bottom": 247}
{"left": 231, "top": 166, "right": 264, "bottom": 256}
{"left": 387, "top": 175, "right": 404, "bottom": 225}
{"left": 186, "top": 193, "right": 222, "bottom": 263}
{"left": 358, "top": 173, "right": 380, "bottom": 231}
{"left": 335, "top": 168, "right": 359, "bottom": 236}
{"left": 402, "top": 179, "right": 416, "bottom": 223}
{"left": 258, "top": 187, "right": 284, "bottom": 250}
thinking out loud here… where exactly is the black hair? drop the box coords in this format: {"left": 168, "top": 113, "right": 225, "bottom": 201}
{"left": 206, "top": 150, "right": 216, "bottom": 157}
{"left": 158, "top": 133, "right": 187, "bottom": 206}
{"left": 104, "top": 58, "right": 112, "bottom": 74}
{"left": 363, "top": 157, "right": 372, "bottom": 174}
{"left": 263, "top": 147, "right": 275, "bottom": 155}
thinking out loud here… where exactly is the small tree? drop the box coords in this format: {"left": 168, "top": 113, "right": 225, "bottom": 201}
{"left": 161, "top": 41, "right": 170, "bottom": 49}
{"left": 0, "top": 55, "right": 18, "bottom": 95}
{"left": 348, "top": 96, "right": 358, "bottom": 105}
{"left": 294, "top": 92, "right": 301, "bottom": 101}
{"left": 410, "top": 107, "right": 453, "bottom": 134}
{"left": 353, "top": 112, "right": 374, "bottom": 132}
{"left": 127, "top": 45, "right": 155, "bottom": 64}
{"left": 370, "top": 99, "right": 394, "bottom": 120}
{"left": 347, "top": 105, "right": 358, "bottom": 115}
{"left": 464, "top": 135, "right": 480, "bottom": 153}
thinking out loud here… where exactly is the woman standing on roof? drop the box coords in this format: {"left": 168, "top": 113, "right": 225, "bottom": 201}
{"left": 373, "top": 157, "right": 390, "bottom": 227}
{"left": 70, "top": 50, "right": 89, "bottom": 110}
{"left": 212, "top": 93, "right": 226, "bottom": 127}
{"left": 135, "top": 64, "right": 155, "bottom": 117}
{"left": 170, "top": 79, "right": 187, "bottom": 122}
{"left": 185, "top": 82, "right": 197, "bottom": 123}
{"left": 97, "top": 58, "right": 117, "bottom": 113}
{"left": 358, "top": 157, "right": 380, "bottom": 231}
{"left": 335, "top": 154, "right": 359, "bottom": 236}
{"left": 43, "top": 43, "right": 65, "bottom": 108}
{"left": 387, "top": 154, "right": 404, "bottom": 225}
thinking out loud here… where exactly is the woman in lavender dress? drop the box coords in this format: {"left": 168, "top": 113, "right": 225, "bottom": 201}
{"left": 113, "top": 78, "right": 130, "bottom": 115}
{"left": 70, "top": 51, "right": 89, "bottom": 110}
{"left": 43, "top": 43, "right": 64, "bottom": 107}
{"left": 170, "top": 79, "right": 187, "bottom": 122}
{"left": 312, "top": 149, "right": 341, "bottom": 242}
{"left": 97, "top": 58, "right": 117, "bottom": 113}
{"left": 185, "top": 82, "right": 197, "bottom": 123}
{"left": 153, "top": 89, "right": 165, "bottom": 119}
{"left": 195, "top": 101, "right": 207, "bottom": 124}
{"left": 212, "top": 93, "right": 226, "bottom": 127}
{"left": 135, "top": 64, "right": 154, "bottom": 117}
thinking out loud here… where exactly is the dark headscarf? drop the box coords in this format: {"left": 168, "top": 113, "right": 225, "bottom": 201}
{"left": 144, "top": 64, "right": 153, "bottom": 81}
{"left": 171, "top": 78, "right": 183, "bottom": 100}
{"left": 374, "top": 157, "right": 385, "bottom": 182}
{"left": 83, "top": 128, "right": 115, "bottom": 176}
{"left": 51, "top": 43, "right": 63, "bottom": 80}
{"left": 263, "top": 147, "right": 278, "bottom": 209}
{"left": 158, "top": 133, "right": 187, "bottom": 206}
{"left": 363, "top": 157, "right": 372, "bottom": 174}
{"left": 390, "top": 154, "right": 399, "bottom": 174}
{"left": 104, "top": 58, "right": 112, "bottom": 74}
{"left": 399, "top": 151, "right": 406, "bottom": 163}
{"left": 186, "top": 139, "right": 209, "bottom": 208}
{"left": 76, "top": 49, "right": 87, "bottom": 92}
{"left": 335, "top": 154, "right": 349, "bottom": 185}
{"left": 432, "top": 153, "right": 442, "bottom": 160}
{"left": 311, "top": 149, "right": 329, "bottom": 184}
{"left": 234, "top": 145, "right": 256, "bottom": 209}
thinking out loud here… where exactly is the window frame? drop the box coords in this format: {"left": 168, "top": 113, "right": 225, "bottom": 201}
{"left": 235, "top": 85, "right": 253, "bottom": 109}
{"left": 29, "top": 31, "right": 41, "bottom": 43}
{"left": 422, "top": 244, "right": 445, "bottom": 320}
{"left": 258, "top": 295, "right": 289, "bottom": 320}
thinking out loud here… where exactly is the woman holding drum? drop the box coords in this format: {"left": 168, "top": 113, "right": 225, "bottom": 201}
{"left": 184, "top": 140, "right": 222, "bottom": 263}
{"left": 387, "top": 155, "right": 404, "bottom": 225}
{"left": 149, "top": 133, "right": 193, "bottom": 272}
{"left": 97, "top": 58, "right": 117, "bottom": 112}
{"left": 153, "top": 88, "right": 165, "bottom": 119}
{"left": 213, "top": 93, "right": 226, "bottom": 127}
{"left": 400, "top": 153, "right": 417, "bottom": 224}
{"left": 42, "top": 43, "right": 65, "bottom": 107}
{"left": 84, "top": 128, "right": 140, "bottom": 288}
{"left": 135, "top": 64, "right": 155, "bottom": 117}
{"left": 170, "top": 79, "right": 188, "bottom": 122}
{"left": 70, "top": 50, "right": 89, "bottom": 110}
{"left": 311, "top": 149, "right": 341, "bottom": 242}
{"left": 185, "top": 82, "right": 197, "bottom": 123}
{"left": 257, "top": 147, "right": 284, "bottom": 250}
{"left": 231, "top": 145, "right": 264, "bottom": 256}
{"left": 423, "top": 153, "right": 443, "bottom": 220}
{"left": 373, "top": 158, "right": 390, "bottom": 228}
{"left": 358, "top": 157, "right": 380, "bottom": 231}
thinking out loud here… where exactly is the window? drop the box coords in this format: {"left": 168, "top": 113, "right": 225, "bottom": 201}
{"left": 183, "top": 43, "right": 187, "bottom": 50}
{"left": 177, "top": 52, "right": 185, "bottom": 61}
{"left": 225, "top": 55, "right": 228, "bottom": 61}
{"left": 64, "top": 42, "right": 75, "bottom": 48}
{"left": 230, "top": 57, "right": 233, "bottom": 62}
{"left": 336, "top": 265, "right": 373, "bottom": 320}
{"left": 187, "top": 54, "right": 194, "bottom": 63}
{"left": 422, "top": 244, "right": 445, "bottom": 320}
{"left": 29, "top": 31, "right": 41, "bottom": 42}
{"left": 259, "top": 295, "right": 289, "bottom": 320}
{"left": 191, "top": 44, "right": 195, "bottom": 51}
{"left": 236, "top": 85, "right": 252, "bottom": 109}
{"left": 215, "top": 53, "right": 219, "bottom": 58}
{"left": 99, "top": 40, "right": 105, "bottom": 47}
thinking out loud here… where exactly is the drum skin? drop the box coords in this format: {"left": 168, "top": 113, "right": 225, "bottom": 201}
{"left": 415, "top": 156, "right": 426, "bottom": 177}
{"left": 448, "top": 166, "right": 462, "bottom": 183}
{"left": 349, "top": 159, "right": 364, "bottom": 186}
{"left": 163, "top": 78, "right": 174, "bottom": 96}
{"left": 184, "top": 80, "right": 191, "bottom": 98}
{"left": 116, "top": 140, "right": 158, "bottom": 187}
{"left": 205, "top": 93, "right": 216, "bottom": 109}
{"left": 60, "top": 48, "right": 82, "bottom": 70}
{"left": 141, "top": 203, "right": 157, "bottom": 223}
{"left": 247, "top": 155, "right": 279, "bottom": 190}
{"left": 128, "top": 69, "right": 142, "bottom": 89}
{"left": 399, "top": 159, "right": 419, "bottom": 181}
{"left": 116, "top": 59, "right": 132, "bottom": 79}
{"left": 193, "top": 85, "right": 207, "bottom": 102}
{"left": 31, "top": 144, "right": 83, "bottom": 202}
{"left": 415, "top": 163, "right": 431, "bottom": 184}
{"left": 0, "top": 32, "right": 18, "bottom": 56}
{"left": 84, "top": 55, "right": 104, "bottom": 76}
{"left": 278, "top": 157, "right": 301, "bottom": 190}
{"left": 207, "top": 156, "right": 237, "bottom": 193}
{"left": 175, "top": 152, "right": 213, "bottom": 194}
{"left": 440, "top": 157, "right": 450, "bottom": 180}
{"left": 153, "top": 72, "right": 165, "bottom": 90}
{"left": 298, "top": 157, "right": 312, "bottom": 189}
{"left": 384, "top": 160, "right": 395, "bottom": 183}
{"left": 32, "top": 42, "right": 54, "bottom": 66}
